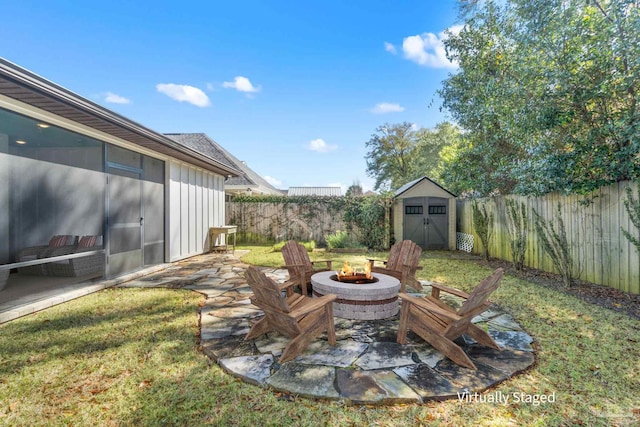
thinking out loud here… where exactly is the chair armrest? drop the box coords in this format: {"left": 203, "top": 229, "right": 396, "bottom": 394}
{"left": 278, "top": 279, "right": 299, "bottom": 291}
{"left": 311, "top": 260, "right": 332, "bottom": 269}
{"left": 372, "top": 267, "right": 401, "bottom": 280}
{"left": 398, "top": 292, "right": 461, "bottom": 320}
{"left": 430, "top": 282, "right": 470, "bottom": 300}
{"left": 367, "top": 258, "right": 388, "bottom": 266}
{"left": 289, "top": 294, "right": 337, "bottom": 317}
{"left": 278, "top": 279, "right": 298, "bottom": 296}
{"left": 280, "top": 264, "right": 308, "bottom": 269}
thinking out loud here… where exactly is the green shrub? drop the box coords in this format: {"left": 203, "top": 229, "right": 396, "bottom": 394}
{"left": 622, "top": 184, "right": 640, "bottom": 253}
{"left": 272, "top": 241, "right": 286, "bottom": 252}
{"left": 505, "top": 198, "right": 528, "bottom": 270}
{"left": 472, "top": 201, "right": 494, "bottom": 260}
{"left": 342, "top": 196, "right": 390, "bottom": 250}
{"left": 325, "top": 231, "right": 348, "bottom": 249}
{"left": 325, "top": 230, "right": 362, "bottom": 249}
{"left": 533, "top": 203, "right": 574, "bottom": 287}
{"left": 271, "top": 240, "right": 316, "bottom": 252}
{"left": 302, "top": 241, "right": 316, "bottom": 252}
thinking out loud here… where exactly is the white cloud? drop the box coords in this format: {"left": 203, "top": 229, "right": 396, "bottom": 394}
{"left": 370, "top": 102, "right": 405, "bottom": 114}
{"left": 222, "top": 76, "right": 260, "bottom": 93}
{"left": 104, "top": 92, "right": 131, "bottom": 104}
{"left": 308, "top": 138, "right": 337, "bottom": 153}
{"left": 402, "top": 25, "right": 462, "bottom": 68}
{"left": 156, "top": 83, "right": 211, "bottom": 107}
{"left": 264, "top": 175, "right": 282, "bottom": 187}
{"left": 384, "top": 42, "right": 397, "bottom": 55}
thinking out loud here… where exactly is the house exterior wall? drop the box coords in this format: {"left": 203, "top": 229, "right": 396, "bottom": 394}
{"left": 167, "top": 160, "right": 225, "bottom": 262}
{"left": 0, "top": 134, "right": 9, "bottom": 264}
{"left": 1, "top": 94, "right": 227, "bottom": 275}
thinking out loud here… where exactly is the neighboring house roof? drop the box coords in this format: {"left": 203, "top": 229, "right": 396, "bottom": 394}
{"left": 394, "top": 176, "right": 457, "bottom": 198}
{"left": 0, "top": 58, "right": 240, "bottom": 177}
{"left": 287, "top": 187, "right": 342, "bottom": 197}
{"left": 164, "top": 133, "right": 283, "bottom": 195}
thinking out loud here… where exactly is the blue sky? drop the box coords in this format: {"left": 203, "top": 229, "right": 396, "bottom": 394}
{"left": 1, "top": 0, "right": 461, "bottom": 193}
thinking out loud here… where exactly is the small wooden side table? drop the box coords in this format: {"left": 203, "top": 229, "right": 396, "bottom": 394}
{"left": 209, "top": 226, "right": 237, "bottom": 253}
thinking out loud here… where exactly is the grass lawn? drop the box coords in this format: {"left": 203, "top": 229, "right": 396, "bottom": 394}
{"left": 0, "top": 246, "right": 638, "bottom": 426}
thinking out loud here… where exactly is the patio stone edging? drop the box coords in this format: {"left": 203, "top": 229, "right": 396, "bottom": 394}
{"left": 120, "top": 252, "right": 536, "bottom": 405}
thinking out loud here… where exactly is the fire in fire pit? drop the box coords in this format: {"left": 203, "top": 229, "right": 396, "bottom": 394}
{"left": 333, "top": 261, "right": 376, "bottom": 284}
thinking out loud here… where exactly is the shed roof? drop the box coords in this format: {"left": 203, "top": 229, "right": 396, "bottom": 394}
{"left": 394, "top": 176, "right": 457, "bottom": 198}
{"left": 0, "top": 58, "right": 240, "bottom": 177}
{"left": 287, "top": 187, "right": 342, "bottom": 197}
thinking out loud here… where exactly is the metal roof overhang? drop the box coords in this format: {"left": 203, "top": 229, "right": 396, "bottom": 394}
{"left": 0, "top": 58, "right": 240, "bottom": 177}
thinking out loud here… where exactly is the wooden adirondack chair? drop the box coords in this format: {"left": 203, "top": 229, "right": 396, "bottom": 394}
{"left": 244, "top": 266, "right": 337, "bottom": 363}
{"left": 368, "top": 240, "right": 423, "bottom": 291}
{"left": 281, "top": 240, "right": 332, "bottom": 296}
{"left": 396, "top": 268, "right": 504, "bottom": 370}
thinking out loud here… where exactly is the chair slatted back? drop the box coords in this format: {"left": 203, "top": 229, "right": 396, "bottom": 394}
{"left": 387, "top": 240, "right": 421, "bottom": 272}
{"left": 245, "top": 267, "right": 291, "bottom": 313}
{"left": 282, "top": 240, "right": 312, "bottom": 276}
{"left": 245, "top": 267, "right": 304, "bottom": 338}
{"left": 457, "top": 268, "right": 504, "bottom": 318}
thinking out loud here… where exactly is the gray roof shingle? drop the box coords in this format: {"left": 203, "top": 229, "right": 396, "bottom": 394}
{"left": 164, "top": 133, "right": 282, "bottom": 193}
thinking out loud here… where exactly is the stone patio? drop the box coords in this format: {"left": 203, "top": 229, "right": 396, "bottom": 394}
{"left": 120, "top": 252, "right": 535, "bottom": 405}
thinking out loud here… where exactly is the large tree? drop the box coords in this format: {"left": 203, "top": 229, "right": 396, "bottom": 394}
{"left": 441, "top": 0, "right": 640, "bottom": 196}
{"left": 365, "top": 122, "right": 418, "bottom": 191}
{"left": 416, "top": 122, "right": 464, "bottom": 192}
{"left": 365, "top": 122, "right": 462, "bottom": 191}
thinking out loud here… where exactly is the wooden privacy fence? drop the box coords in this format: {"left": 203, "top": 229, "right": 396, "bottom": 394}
{"left": 226, "top": 201, "right": 346, "bottom": 245}
{"left": 457, "top": 180, "right": 640, "bottom": 294}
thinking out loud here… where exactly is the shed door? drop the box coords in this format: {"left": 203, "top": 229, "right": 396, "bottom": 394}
{"left": 403, "top": 198, "right": 427, "bottom": 248}
{"left": 426, "top": 197, "right": 448, "bottom": 250}
{"left": 403, "top": 197, "right": 449, "bottom": 250}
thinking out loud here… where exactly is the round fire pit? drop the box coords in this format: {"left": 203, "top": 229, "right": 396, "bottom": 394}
{"left": 311, "top": 271, "right": 401, "bottom": 320}
{"left": 331, "top": 274, "right": 378, "bottom": 284}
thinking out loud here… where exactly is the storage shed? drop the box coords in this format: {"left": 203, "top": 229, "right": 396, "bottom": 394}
{"left": 393, "top": 177, "right": 456, "bottom": 250}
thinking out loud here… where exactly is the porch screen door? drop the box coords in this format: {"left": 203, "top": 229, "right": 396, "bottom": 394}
{"left": 106, "top": 144, "right": 144, "bottom": 277}
{"left": 107, "top": 167, "right": 143, "bottom": 276}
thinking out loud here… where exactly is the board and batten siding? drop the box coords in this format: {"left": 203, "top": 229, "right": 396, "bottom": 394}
{"left": 456, "top": 180, "right": 640, "bottom": 294}
{"left": 167, "top": 160, "right": 225, "bottom": 262}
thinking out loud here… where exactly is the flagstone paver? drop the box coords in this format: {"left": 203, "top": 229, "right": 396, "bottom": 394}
{"left": 354, "top": 342, "right": 416, "bottom": 370}
{"left": 267, "top": 364, "right": 340, "bottom": 399}
{"left": 122, "top": 252, "right": 536, "bottom": 405}
{"left": 219, "top": 354, "right": 274, "bottom": 386}
{"left": 295, "top": 340, "right": 368, "bottom": 367}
